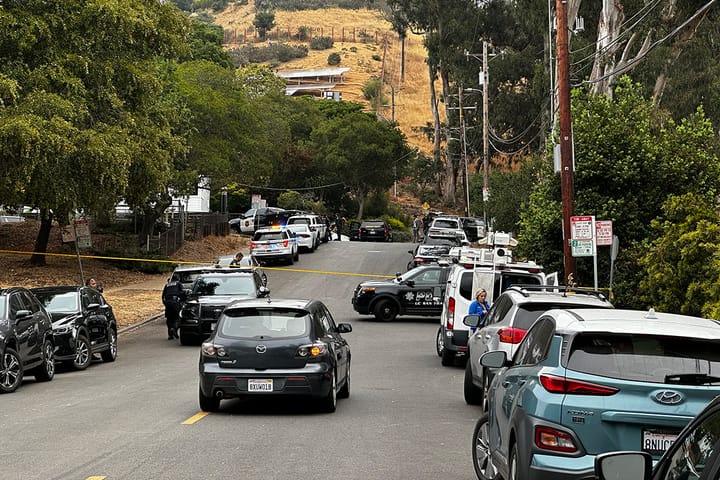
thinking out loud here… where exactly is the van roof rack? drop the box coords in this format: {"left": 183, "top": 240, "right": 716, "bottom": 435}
{"left": 505, "top": 284, "right": 607, "bottom": 300}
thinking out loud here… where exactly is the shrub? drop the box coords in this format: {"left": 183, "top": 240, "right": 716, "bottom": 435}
{"left": 327, "top": 52, "right": 341, "bottom": 66}
{"left": 310, "top": 36, "right": 334, "bottom": 50}
{"left": 297, "top": 25, "right": 312, "bottom": 41}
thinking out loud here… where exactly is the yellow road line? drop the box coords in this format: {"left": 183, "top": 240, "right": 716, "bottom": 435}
{"left": 86, "top": 476, "right": 106, "bottom": 480}
{"left": 182, "top": 412, "right": 210, "bottom": 424}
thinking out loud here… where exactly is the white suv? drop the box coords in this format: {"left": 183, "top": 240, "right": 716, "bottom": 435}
{"left": 436, "top": 249, "right": 557, "bottom": 366}
{"left": 286, "top": 214, "right": 328, "bottom": 248}
{"left": 427, "top": 216, "right": 469, "bottom": 244}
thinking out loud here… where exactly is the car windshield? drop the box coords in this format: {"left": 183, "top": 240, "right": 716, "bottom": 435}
{"left": 253, "top": 231, "right": 285, "bottom": 241}
{"left": 287, "top": 218, "right": 310, "bottom": 225}
{"left": 34, "top": 291, "right": 79, "bottom": 313}
{"left": 192, "top": 276, "right": 256, "bottom": 296}
{"left": 362, "top": 221, "right": 385, "bottom": 228}
{"left": 418, "top": 245, "right": 451, "bottom": 256}
{"left": 568, "top": 333, "right": 720, "bottom": 384}
{"left": 220, "top": 308, "right": 309, "bottom": 339}
{"left": 242, "top": 208, "right": 256, "bottom": 218}
{"left": 287, "top": 225, "right": 309, "bottom": 232}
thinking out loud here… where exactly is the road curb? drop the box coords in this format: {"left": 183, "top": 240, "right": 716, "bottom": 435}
{"left": 118, "top": 312, "right": 164, "bottom": 335}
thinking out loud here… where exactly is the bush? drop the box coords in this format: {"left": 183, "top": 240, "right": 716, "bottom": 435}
{"left": 297, "top": 25, "right": 312, "bottom": 41}
{"left": 327, "top": 52, "right": 341, "bottom": 66}
{"left": 310, "top": 36, "right": 334, "bottom": 50}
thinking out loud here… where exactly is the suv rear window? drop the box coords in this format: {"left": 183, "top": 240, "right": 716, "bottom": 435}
{"left": 361, "top": 220, "right": 384, "bottom": 227}
{"left": 220, "top": 308, "right": 309, "bottom": 338}
{"left": 253, "top": 231, "right": 284, "bottom": 241}
{"left": 433, "top": 219, "right": 459, "bottom": 229}
{"left": 568, "top": 333, "right": 720, "bottom": 383}
{"left": 287, "top": 218, "right": 310, "bottom": 225}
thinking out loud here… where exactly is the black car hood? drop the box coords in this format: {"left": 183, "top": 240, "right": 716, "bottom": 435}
{"left": 357, "top": 279, "right": 398, "bottom": 288}
{"left": 50, "top": 312, "right": 80, "bottom": 327}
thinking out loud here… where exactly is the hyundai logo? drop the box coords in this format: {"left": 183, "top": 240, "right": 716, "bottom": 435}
{"left": 653, "top": 390, "right": 683, "bottom": 405}
{"left": 255, "top": 345, "right": 267, "bottom": 354}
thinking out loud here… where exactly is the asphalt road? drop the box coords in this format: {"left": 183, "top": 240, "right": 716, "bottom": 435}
{"left": 1, "top": 240, "right": 481, "bottom": 480}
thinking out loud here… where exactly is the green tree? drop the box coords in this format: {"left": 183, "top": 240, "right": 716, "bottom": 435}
{"left": 180, "top": 20, "right": 234, "bottom": 68}
{"left": 311, "top": 110, "right": 413, "bottom": 218}
{"left": 640, "top": 193, "right": 720, "bottom": 317}
{"left": 253, "top": 11, "right": 276, "bottom": 40}
{"left": 0, "top": 0, "right": 190, "bottom": 263}
{"left": 235, "top": 64, "right": 286, "bottom": 98}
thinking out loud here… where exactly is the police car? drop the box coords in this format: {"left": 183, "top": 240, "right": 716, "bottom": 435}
{"left": 249, "top": 227, "right": 299, "bottom": 265}
{"left": 351, "top": 262, "right": 454, "bottom": 322}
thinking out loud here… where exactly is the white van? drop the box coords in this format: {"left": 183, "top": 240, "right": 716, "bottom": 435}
{"left": 436, "top": 246, "right": 557, "bottom": 366}
{"left": 286, "top": 214, "right": 329, "bottom": 247}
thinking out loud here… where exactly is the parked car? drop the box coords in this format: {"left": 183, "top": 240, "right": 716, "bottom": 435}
{"left": 437, "top": 249, "right": 557, "bottom": 366}
{"left": 427, "top": 216, "right": 468, "bottom": 244}
{"left": 352, "top": 263, "right": 453, "bottom": 321}
{"left": 0, "top": 287, "right": 55, "bottom": 393}
{"left": 460, "top": 217, "right": 487, "bottom": 242}
{"left": 214, "top": 255, "right": 268, "bottom": 286}
{"left": 198, "top": 298, "right": 352, "bottom": 413}
{"left": 286, "top": 214, "right": 329, "bottom": 246}
{"left": 31, "top": 286, "right": 118, "bottom": 370}
{"left": 462, "top": 285, "right": 613, "bottom": 407}
{"left": 178, "top": 271, "right": 270, "bottom": 345}
{"left": 169, "top": 263, "right": 218, "bottom": 292}
{"left": 406, "top": 238, "right": 457, "bottom": 270}
{"left": 286, "top": 223, "right": 316, "bottom": 252}
{"left": 229, "top": 207, "right": 286, "bottom": 234}
{"left": 249, "top": 227, "right": 299, "bottom": 265}
{"left": 595, "top": 394, "right": 720, "bottom": 480}
{"left": 472, "top": 308, "right": 720, "bottom": 480}
{"left": 358, "top": 219, "right": 393, "bottom": 242}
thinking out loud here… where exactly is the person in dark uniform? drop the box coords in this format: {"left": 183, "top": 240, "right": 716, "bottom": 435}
{"left": 162, "top": 279, "right": 183, "bottom": 340}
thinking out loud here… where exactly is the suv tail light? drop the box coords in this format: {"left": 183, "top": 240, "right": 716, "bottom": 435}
{"left": 283, "top": 239, "right": 289, "bottom": 247}
{"left": 446, "top": 297, "right": 455, "bottom": 329}
{"left": 535, "top": 426, "right": 578, "bottom": 452}
{"left": 540, "top": 374, "right": 619, "bottom": 396}
{"left": 250, "top": 241, "right": 256, "bottom": 249}
{"left": 498, "top": 327, "right": 526, "bottom": 344}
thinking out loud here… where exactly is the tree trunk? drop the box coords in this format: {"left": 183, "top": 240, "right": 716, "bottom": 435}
{"left": 400, "top": 33, "right": 406, "bottom": 82}
{"left": 136, "top": 196, "right": 172, "bottom": 247}
{"left": 30, "top": 208, "right": 53, "bottom": 266}
{"left": 440, "top": 68, "right": 456, "bottom": 205}
{"left": 429, "top": 62, "right": 443, "bottom": 198}
{"left": 589, "top": 0, "right": 625, "bottom": 96}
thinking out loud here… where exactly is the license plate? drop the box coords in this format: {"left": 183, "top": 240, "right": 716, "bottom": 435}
{"left": 642, "top": 429, "right": 678, "bottom": 456}
{"left": 248, "top": 379, "right": 273, "bottom": 392}
{"left": 269, "top": 244, "right": 277, "bottom": 250}
{"left": 370, "top": 230, "right": 376, "bottom": 234}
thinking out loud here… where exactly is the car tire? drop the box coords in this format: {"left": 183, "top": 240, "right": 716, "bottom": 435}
{"left": 199, "top": 386, "right": 220, "bottom": 412}
{"left": 318, "top": 370, "right": 337, "bottom": 413}
{"left": 472, "top": 414, "right": 500, "bottom": 480}
{"left": 482, "top": 370, "right": 492, "bottom": 412}
{"left": 32, "top": 339, "right": 55, "bottom": 382}
{"left": 286, "top": 253, "right": 294, "bottom": 265}
{"left": 373, "top": 299, "right": 398, "bottom": 322}
{"left": 71, "top": 334, "right": 92, "bottom": 371}
{"left": 0, "top": 347, "right": 23, "bottom": 393}
{"left": 100, "top": 329, "right": 117, "bottom": 362}
{"left": 436, "top": 327, "right": 444, "bottom": 357}
{"left": 179, "top": 329, "right": 196, "bottom": 346}
{"left": 338, "top": 362, "right": 350, "bottom": 399}
{"left": 441, "top": 348, "right": 455, "bottom": 367}
{"left": 464, "top": 360, "right": 484, "bottom": 405}
{"left": 294, "top": 248, "right": 299, "bottom": 261}
{"left": 508, "top": 442, "right": 519, "bottom": 480}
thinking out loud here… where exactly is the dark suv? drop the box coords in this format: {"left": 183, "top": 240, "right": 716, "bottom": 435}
{"left": 0, "top": 287, "right": 55, "bottom": 393}
{"left": 178, "top": 271, "right": 269, "bottom": 345}
{"left": 351, "top": 263, "right": 452, "bottom": 321}
{"left": 31, "top": 286, "right": 118, "bottom": 370}
{"left": 462, "top": 285, "right": 613, "bottom": 407}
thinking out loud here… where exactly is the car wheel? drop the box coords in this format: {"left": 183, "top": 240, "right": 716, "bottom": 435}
{"left": 472, "top": 414, "right": 500, "bottom": 480}
{"left": 508, "top": 442, "right": 519, "bottom": 480}
{"left": 100, "top": 329, "right": 117, "bottom": 362}
{"left": 179, "top": 329, "right": 196, "bottom": 346}
{"left": 319, "top": 370, "right": 337, "bottom": 413}
{"left": 199, "top": 386, "right": 220, "bottom": 412}
{"left": 294, "top": 248, "right": 299, "bottom": 261}
{"left": 373, "top": 299, "right": 398, "bottom": 322}
{"left": 338, "top": 361, "right": 350, "bottom": 399}
{"left": 482, "top": 370, "right": 492, "bottom": 412}
{"left": 71, "top": 334, "right": 92, "bottom": 371}
{"left": 436, "top": 327, "right": 445, "bottom": 357}
{"left": 441, "top": 348, "right": 455, "bottom": 366}
{"left": 286, "top": 253, "right": 294, "bottom": 265}
{"left": 0, "top": 347, "right": 23, "bottom": 393}
{"left": 464, "top": 360, "right": 484, "bottom": 406}
{"left": 32, "top": 339, "right": 55, "bottom": 382}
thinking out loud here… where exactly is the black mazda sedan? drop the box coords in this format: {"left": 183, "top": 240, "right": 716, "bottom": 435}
{"left": 198, "top": 298, "right": 352, "bottom": 413}
{"left": 31, "top": 286, "right": 118, "bottom": 370}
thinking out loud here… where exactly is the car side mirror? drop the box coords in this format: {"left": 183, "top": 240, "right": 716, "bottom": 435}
{"left": 258, "top": 286, "right": 271, "bottom": 297}
{"left": 463, "top": 314, "right": 483, "bottom": 328}
{"left": 408, "top": 250, "right": 414, "bottom": 255}
{"left": 480, "top": 350, "right": 510, "bottom": 369}
{"left": 337, "top": 323, "right": 352, "bottom": 334}
{"left": 405, "top": 280, "right": 415, "bottom": 287}
{"left": 86, "top": 302, "right": 100, "bottom": 311}
{"left": 595, "top": 452, "right": 652, "bottom": 480}
{"left": 14, "top": 309, "right": 32, "bottom": 320}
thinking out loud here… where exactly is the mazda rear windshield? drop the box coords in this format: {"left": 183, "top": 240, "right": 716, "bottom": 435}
{"left": 220, "top": 308, "right": 309, "bottom": 339}
{"left": 567, "top": 333, "right": 720, "bottom": 384}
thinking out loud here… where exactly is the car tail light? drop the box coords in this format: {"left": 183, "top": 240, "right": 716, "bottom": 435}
{"left": 283, "top": 239, "right": 289, "bottom": 247}
{"left": 446, "top": 297, "right": 455, "bottom": 329}
{"left": 535, "top": 426, "right": 578, "bottom": 452}
{"left": 498, "top": 327, "right": 526, "bottom": 344}
{"left": 297, "top": 342, "right": 328, "bottom": 360}
{"left": 540, "top": 374, "right": 619, "bottom": 395}
{"left": 414, "top": 257, "right": 424, "bottom": 264}
{"left": 250, "top": 242, "right": 256, "bottom": 249}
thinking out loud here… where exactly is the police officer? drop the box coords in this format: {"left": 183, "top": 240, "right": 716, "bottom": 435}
{"left": 162, "top": 279, "right": 183, "bottom": 340}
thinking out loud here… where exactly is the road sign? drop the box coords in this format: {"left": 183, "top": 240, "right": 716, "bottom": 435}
{"left": 571, "top": 239, "right": 593, "bottom": 257}
{"left": 595, "top": 220, "right": 613, "bottom": 246}
{"left": 571, "top": 215, "right": 594, "bottom": 240}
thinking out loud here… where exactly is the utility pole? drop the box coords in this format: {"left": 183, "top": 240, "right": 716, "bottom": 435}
{"left": 482, "top": 41, "right": 489, "bottom": 210}
{"left": 556, "top": 0, "right": 576, "bottom": 282}
{"left": 459, "top": 86, "right": 470, "bottom": 216}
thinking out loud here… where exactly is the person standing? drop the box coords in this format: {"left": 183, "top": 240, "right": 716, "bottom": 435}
{"left": 412, "top": 215, "right": 422, "bottom": 242}
{"left": 162, "top": 279, "right": 183, "bottom": 340}
{"left": 468, "top": 289, "right": 491, "bottom": 331}
{"left": 334, "top": 214, "right": 345, "bottom": 241}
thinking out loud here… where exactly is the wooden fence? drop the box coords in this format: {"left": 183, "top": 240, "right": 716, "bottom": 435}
{"left": 224, "top": 26, "right": 389, "bottom": 45}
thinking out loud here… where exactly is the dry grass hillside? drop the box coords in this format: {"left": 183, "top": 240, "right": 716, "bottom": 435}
{"left": 213, "top": 1, "right": 434, "bottom": 154}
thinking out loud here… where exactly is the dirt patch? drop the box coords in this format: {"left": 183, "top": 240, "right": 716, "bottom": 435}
{"left": 0, "top": 220, "right": 250, "bottom": 327}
